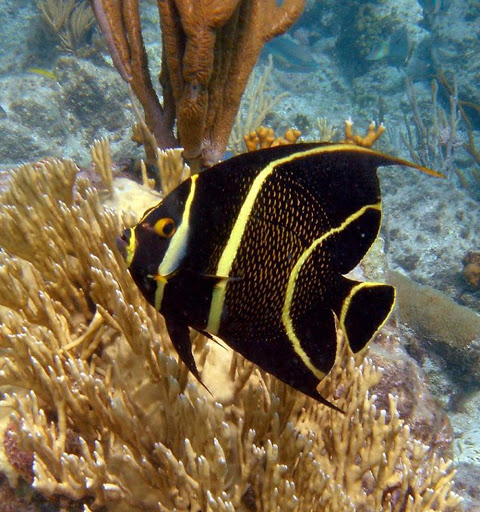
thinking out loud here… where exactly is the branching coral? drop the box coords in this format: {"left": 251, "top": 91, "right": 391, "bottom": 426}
{"left": 400, "top": 76, "right": 480, "bottom": 194}
{"left": 243, "top": 126, "right": 301, "bottom": 151}
{"left": 317, "top": 117, "right": 339, "bottom": 142}
{"left": 343, "top": 119, "right": 386, "bottom": 148}
{"left": 402, "top": 77, "right": 461, "bottom": 175}
{"left": 91, "top": 138, "right": 113, "bottom": 195}
{"left": 0, "top": 155, "right": 461, "bottom": 511}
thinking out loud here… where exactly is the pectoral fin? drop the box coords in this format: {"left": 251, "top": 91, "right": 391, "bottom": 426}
{"left": 199, "top": 273, "right": 241, "bottom": 284}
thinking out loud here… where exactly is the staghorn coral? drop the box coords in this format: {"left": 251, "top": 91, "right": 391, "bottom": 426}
{"left": 317, "top": 117, "right": 339, "bottom": 142}
{"left": 0, "top": 155, "right": 461, "bottom": 511}
{"left": 343, "top": 118, "right": 386, "bottom": 148}
{"left": 243, "top": 119, "right": 383, "bottom": 155}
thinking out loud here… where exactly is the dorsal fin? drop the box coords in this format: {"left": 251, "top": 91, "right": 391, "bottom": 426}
{"left": 337, "top": 144, "right": 445, "bottom": 178}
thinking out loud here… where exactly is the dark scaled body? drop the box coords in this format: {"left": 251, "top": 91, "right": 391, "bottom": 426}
{"left": 117, "top": 142, "right": 439, "bottom": 408}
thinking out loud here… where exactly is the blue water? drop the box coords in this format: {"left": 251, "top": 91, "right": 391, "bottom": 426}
{"left": 0, "top": 0, "right": 479, "bottom": 509}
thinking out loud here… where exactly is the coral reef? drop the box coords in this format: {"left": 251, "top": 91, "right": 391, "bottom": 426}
{"left": 354, "top": 3, "right": 397, "bottom": 60}
{"left": 0, "top": 55, "right": 137, "bottom": 169}
{"left": 0, "top": 1, "right": 41, "bottom": 75}
{"left": 0, "top": 0, "right": 478, "bottom": 505}
{"left": 390, "top": 271, "right": 480, "bottom": 386}
{"left": 0, "top": 150, "right": 461, "bottom": 510}
{"left": 430, "top": 0, "right": 480, "bottom": 110}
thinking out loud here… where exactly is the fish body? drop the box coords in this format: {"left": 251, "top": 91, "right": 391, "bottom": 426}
{"left": 261, "top": 36, "right": 319, "bottom": 73}
{"left": 117, "top": 143, "right": 438, "bottom": 407}
{"left": 366, "top": 41, "right": 390, "bottom": 61}
{"left": 366, "top": 27, "right": 410, "bottom": 67}
{"left": 27, "top": 67, "right": 58, "bottom": 81}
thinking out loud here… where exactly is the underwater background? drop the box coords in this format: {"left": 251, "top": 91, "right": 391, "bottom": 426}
{"left": 0, "top": 0, "right": 479, "bottom": 510}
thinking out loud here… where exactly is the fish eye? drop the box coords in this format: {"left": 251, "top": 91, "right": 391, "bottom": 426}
{"left": 154, "top": 218, "right": 176, "bottom": 238}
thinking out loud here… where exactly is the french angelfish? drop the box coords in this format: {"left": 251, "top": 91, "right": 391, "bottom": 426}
{"left": 116, "top": 142, "right": 440, "bottom": 409}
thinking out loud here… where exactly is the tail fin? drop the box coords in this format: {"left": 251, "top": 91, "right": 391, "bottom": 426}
{"left": 335, "top": 277, "right": 396, "bottom": 353}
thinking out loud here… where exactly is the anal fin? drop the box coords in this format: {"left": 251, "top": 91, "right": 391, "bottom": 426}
{"left": 287, "top": 307, "right": 344, "bottom": 412}
{"left": 226, "top": 301, "right": 340, "bottom": 410}
{"left": 290, "top": 306, "right": 338, "bottom": 377}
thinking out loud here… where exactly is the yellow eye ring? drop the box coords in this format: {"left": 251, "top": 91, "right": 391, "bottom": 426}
{"left": 154, "top": 218, "right": 176, "bottom": 238}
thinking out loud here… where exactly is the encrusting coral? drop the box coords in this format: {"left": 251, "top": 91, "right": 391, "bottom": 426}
{"left": 462, "top": 251, "right": 480, "bottom": 290}
{"left": 390, "top": 270, "right": 480, "bottom": 386}
{"left": 0, "top": 151, "right": 462, "bottom": 511}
